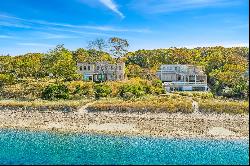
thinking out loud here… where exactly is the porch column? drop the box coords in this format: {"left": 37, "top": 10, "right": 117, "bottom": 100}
{"left": 161, "top": 68, "right": 162, "bottom": 80}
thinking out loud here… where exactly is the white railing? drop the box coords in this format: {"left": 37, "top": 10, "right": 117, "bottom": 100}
{"left": 163, "top": 82, "right": 207, "bottom": 86}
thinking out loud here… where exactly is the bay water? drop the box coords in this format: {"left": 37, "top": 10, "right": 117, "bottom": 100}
{"left": 0, "top": 129, "right": 248, "bottom": 165}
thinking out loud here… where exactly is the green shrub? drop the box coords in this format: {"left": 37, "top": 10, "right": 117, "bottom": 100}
{"left": 119, "top": 84, "right": 145, "bottom": 98}
{"left": 94, "top": 84, "right": 112, "bottom": 99}
{"left": 0, "top": 78, "right": 54, "bottom": 100}
{"left": 0, "top": 74, "right": 15, "bottom": 86}
{"left": 174, "top": 91, "right": 214, "bottom": 99}
{"left": 41, "top": 84, "right": 69, "bottom": 100}
{"left": 122, "top": 92, "right": 136, "bottom": 100}
{"left": 66, "top": 81, "right": 94, "bottom": 98}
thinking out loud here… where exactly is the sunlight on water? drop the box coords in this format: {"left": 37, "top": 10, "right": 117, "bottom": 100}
{"left": 0, "top": 130, "right": 248, "bottom": 165}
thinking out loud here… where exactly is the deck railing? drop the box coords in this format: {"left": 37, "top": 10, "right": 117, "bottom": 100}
{"left": 157, "top": 70, "right": 205, "bottom": 75}
{"left": 163, "top": 82, "right": 207, "bottom": 86}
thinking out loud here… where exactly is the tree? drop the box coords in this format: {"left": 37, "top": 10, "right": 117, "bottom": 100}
{"left": 72, "top": 48, "right": 90, "bottom": 62}
{"left": 87, "top": 38, "right": 108, "bottom": 52}
{"left": 87, "top": 38, "right": 110, "bottom": 62}
{"left": 109, "top": 37, "right": 129, "bottom": 60}
{"left": 11, "top": 53, "right": 45, "bottom": 78}
{"left": 108, "top": 37, "right": 129, "bottom": 80}
{"left": 43, "top": 45, "right": 79, "bottom": 81}
{"left": 0, "top": 55, "right": 13, "bottom": 74}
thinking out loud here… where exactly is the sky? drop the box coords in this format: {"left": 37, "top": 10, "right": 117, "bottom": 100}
{"left": 0, "top": 0, "right": 249, "bottom": 55}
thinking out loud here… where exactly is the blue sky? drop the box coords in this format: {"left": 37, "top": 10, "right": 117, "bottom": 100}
{"left": 0, "top": 0, "right": 249, "bottom": 55}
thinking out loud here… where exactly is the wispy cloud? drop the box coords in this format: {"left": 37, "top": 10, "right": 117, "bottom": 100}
{"left": 17, "top": 43, "right": 55, "bottom": 47}
{"left": 39, "top": 27, "right": 111, "bottom": 37}
{"left": 30, "top": 20, "right": 149, "bottom": 32}
{"left": 0, "top": 35, "right": 14, "bottom": 39}
{"left": 129, "top": 0, "right": 241, "bottom": 14}
{"left": 99, "top": 0, "right": 125, "bottom": 18}
{"left": 0, "top": 13, "right": 149, "bottom": 33}
{"left": 36, "top": 32, "right": 81, "bottom": 39}
{"left": 230, "top": 23, "right": 249, "bottom": 30}
{"left": 0, "top": 21, "right": 31, "bottom": 28}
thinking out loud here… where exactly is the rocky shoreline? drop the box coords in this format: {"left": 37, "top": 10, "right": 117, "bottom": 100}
{"left": 0, "top": 108, "right": 248, "bottom": 140}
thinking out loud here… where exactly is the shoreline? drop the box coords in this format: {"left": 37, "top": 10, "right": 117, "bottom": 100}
{"left": 0, "top": 108, "right": 248, "bottom": 140}
{"left": 0, "top": 127, "right": 249, "bottom": 141}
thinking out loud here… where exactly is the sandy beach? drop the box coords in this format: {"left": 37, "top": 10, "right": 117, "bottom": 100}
{"left": 0, "top": 107, "right": 248, "bottom": 139}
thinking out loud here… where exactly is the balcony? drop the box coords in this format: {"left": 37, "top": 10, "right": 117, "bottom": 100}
{"left": 163, "top": 81, "right": 207, "bottom": 87}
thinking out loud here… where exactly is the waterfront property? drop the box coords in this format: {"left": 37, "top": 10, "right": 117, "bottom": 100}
{"left": 157, "top": 64, "right": 208, "bottom": 92}
{"left": 77, "top": 61, "right": 125, "bottom": 82}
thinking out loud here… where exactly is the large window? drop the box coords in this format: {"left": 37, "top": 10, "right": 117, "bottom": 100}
{"left": 88, "top": 66, "right": 90, "bottom": 70}
{"left": 79, "top": 66, "right": 82, "bottom": 71}
{"left": 83, "top": 66, "right": 87, "bottom": 70}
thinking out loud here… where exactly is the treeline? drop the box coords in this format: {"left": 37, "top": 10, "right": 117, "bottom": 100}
{"left": 0, "top": 37, "right": 249, "bottom": 99}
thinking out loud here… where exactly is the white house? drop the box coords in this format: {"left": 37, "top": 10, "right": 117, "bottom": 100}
{"left": 157, "top": 64, "right": 208, "bottom": 91}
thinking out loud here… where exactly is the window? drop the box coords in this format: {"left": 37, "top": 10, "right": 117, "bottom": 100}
{"left": 88, "top": 66, "right": 90, "bottom": 70}
{"left": 83, "top": 66, "right": 87, "bottom": 70}
{"left": 79, "top": 66, "right": 82, "bottom": 71}
{"left": 97, "top": 66, "right": 100, "bottom": 70}
{"left": 119, "top": 66, "right": 122, "bottom": 70}
{"left": 111, "top": 66, "right": 113, "bottom": 70}
{"left": 119, "top": 75, "right": 122, "bottom": 79}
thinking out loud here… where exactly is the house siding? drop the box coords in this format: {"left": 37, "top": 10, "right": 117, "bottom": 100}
{"left": 77, "top": 61, "right": 125, "bottom": 82}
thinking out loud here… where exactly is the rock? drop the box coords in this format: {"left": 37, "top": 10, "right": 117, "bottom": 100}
{"left": 207, "top": 127, "right": 235, "bottom": 136}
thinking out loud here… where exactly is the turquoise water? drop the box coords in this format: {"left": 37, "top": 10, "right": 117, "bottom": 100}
{"left": 0, "top": 130, "right": 248, "bottom": 165}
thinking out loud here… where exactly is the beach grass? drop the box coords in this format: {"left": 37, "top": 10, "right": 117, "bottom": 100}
{"left": 87, "top": 96, "right": 194, "bottom": 113}
{"left": 198, "top": 99, "right": 249, "bottom": 114}
{"left": 0, "top": 99, "right": 92, "bottom": 108}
